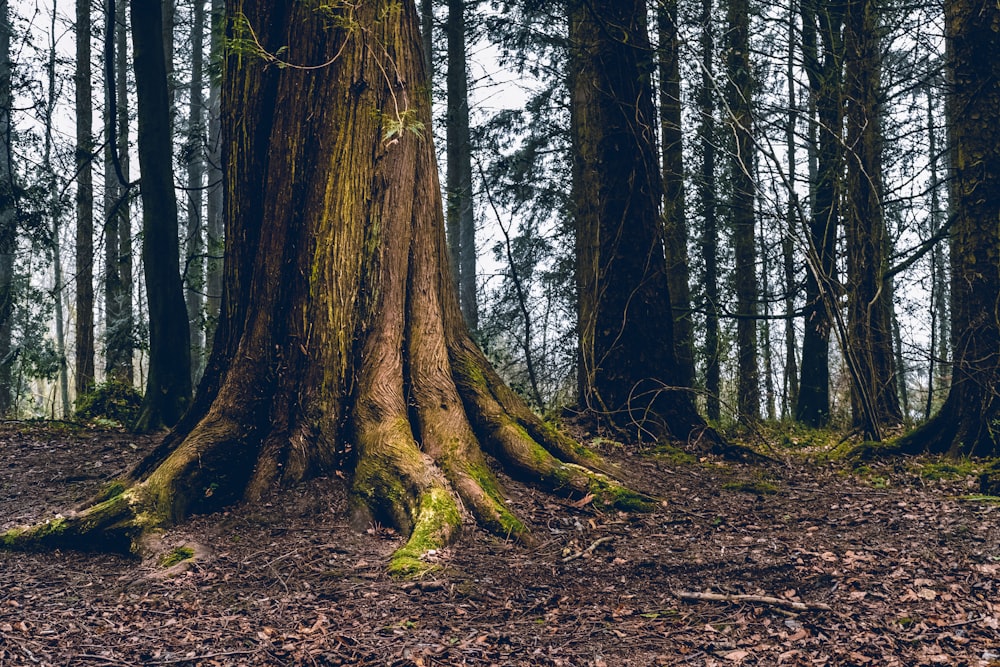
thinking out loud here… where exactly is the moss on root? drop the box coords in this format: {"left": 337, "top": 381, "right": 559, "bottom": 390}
{"left": 465, "top": 462, "right": 527, "bottom": 539}
{"left": 388, "top": 486, "right": 462, "bottom": 578}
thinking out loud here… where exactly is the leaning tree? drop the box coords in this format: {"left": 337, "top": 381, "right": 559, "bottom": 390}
{"left": 1, "top": 0, "right": 649, "bottom": 574}
{"left": 885, "top": 0, "right": 1000, "bottom": 468}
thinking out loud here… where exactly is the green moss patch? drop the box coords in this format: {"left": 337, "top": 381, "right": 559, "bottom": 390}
{"left": 160, "top": 546, "right": 196, "bottom": 568}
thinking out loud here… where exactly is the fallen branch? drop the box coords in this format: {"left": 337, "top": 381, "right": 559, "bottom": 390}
{"left": 676, "top": 591, "right": 831, "bottom": 612}
{"left": 562, "top": 536, "right": 614, "bottom": 563}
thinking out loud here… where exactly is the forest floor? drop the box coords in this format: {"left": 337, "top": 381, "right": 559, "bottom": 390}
{"left": 1, "top": 422, "right": 999, "bottom": 666}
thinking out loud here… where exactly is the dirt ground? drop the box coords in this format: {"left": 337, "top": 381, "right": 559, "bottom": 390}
{"left": 1, "top": 422, "right": 999, "bottom": 666}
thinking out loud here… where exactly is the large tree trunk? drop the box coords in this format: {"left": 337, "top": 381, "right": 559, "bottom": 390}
{"left": 131, "top": 0, "right": 191, "bottom": 431}
{"left": 75, "top": 0, "right": 96, "bottom": 397}
{"left": 895, "top": 0, "right": 1000, "bottom": 466}
{"left": 571, "top": 0, "right": 709, "bottom": 442}
{"left": 726, "top": 0, "right": 760, "bottom": 425}
{"left": 842, "top": 0, "right": 901, "bottom": 438}
{"left": 658, "top": 0, "right": 695, "bottom": 390}
{"left": 2, "top": 0, "right": 647, "bottom": 574}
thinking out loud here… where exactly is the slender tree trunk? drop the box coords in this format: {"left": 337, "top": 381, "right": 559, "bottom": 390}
{"left": 204, "top": 0, "right": 223, "bottom": 345}
{"left": 0, "top": 0, "right": 13, "bottom": 415}
{"left": 925, "top": 77, "right": 946, "bottom": 420}
{"left": 44, "top": 1, "right": 71, "bottom": 416}
{"left": 76, "top": 0, "right": 96, "bottom": 397}
{"left": 699, "top": 0, "right": 721, "bottom": 422}
{"left": 726, "top": 0, "right": 760, "bottom": 424}
{"left": 1, "top": 0, "right": 648, "bottom": 568}
{"left": 783, "top": 0, "right": 799, "bottom": 419}
{"left": 104, "top": 0, "right": 133, "bottom": 385}
{"left": 842, "top": 0, "right": 900, "bottom": 438}
{"left": 421, "top": 0, "right": 433, "bottom": 76}
{"left": 895, "top": 0, "right": 1000, "bottom": 463}
{"left": 658, "top": 0, "right": 695, "bottom": 390}
{"left": 571, "top": 0, "right": 709, "bottom": 441}
{"left": 446, "top": 0, "right": 476, "bottom": 330}
{"left": 185, "top": 0, "right": 206, "bottom": 381}
{"left": 796, "top": 0, "right": 843, "bottom": 427}
{"left": 131, "top": 0, "right": 192, "bottom": 431}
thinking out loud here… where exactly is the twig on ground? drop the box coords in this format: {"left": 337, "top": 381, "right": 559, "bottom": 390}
{"left": 562, "top": 536, "right": 614, "bottom": 563}
{"left": 676, "top": 590, "right": 832, "bottom": 612}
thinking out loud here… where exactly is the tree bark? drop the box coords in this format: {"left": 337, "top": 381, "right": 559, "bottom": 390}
{"left": 1, "top": 0, "right": 648, "bottom": 573}
{"left": 895, "top": 0, "right": 1000, "bottom": 465}
{"left": 131, "top": 0, "right": 192, "bottom": 431}
{"left": 658, "top": 0, "right": 695, "bottom": 390}
{"left": 570, "top": 0, "right": 709, "bottom": 442}
{"left": 76, "top": 0, "right": 96, "bottom": 397}
{"left": 842, "top": 0, "right": 900, "bottom": 438}
{"left": 726, "top": 0, "right": 760, "bottom": 424}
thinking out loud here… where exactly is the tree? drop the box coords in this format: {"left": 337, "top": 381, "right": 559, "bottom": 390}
{"left": 104, "top": 0, "right": 134, "bottom": 385}
{"left": 698, "top": 0, "right": 722, "bottom": 422}
{"left": 658, "top": 0, "right": 695, "bottom": 390}
{"left": 782, "top": 0, "right": 799, "bottom": 419}
{"left": 796, "top": 0, "right": 844, "bottom": 427}
{"left": 131, "top": 0, "right": 191, "bottom": 431}
{"left": 894, "top": 0, "right": 1000, "bottom": 464}
{"left": 725, "top": 0, "right": 760, "bottom": 424}
{"left": 185, "top": 0, "right": 207, "bottom": 380}
{"left": 0, "top": 0, "right": 13, "bottom": 415}
{"left": 1, "top": 0, "right": 647, "bottom": 573}
{"left": 842, "top": 0, "right": 901, "bottom": 436}
{"left": 204, "top": 0, "right": 223, "bottom": 343}
{"left": 570, "top": 0, "right": 707, "bottom": 441}
{"left": 446, "top": 0, "right": 477, "bottom": 330}
{"left": 75, "top": 0, "right": 96, "bottom": 397}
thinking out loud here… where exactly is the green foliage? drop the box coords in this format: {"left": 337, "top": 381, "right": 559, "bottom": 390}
{"left": 74, "top": 380, "right": 142, "bottom": 426}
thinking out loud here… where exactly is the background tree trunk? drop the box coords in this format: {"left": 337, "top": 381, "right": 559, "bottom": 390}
{"left": 726, "top": 0, "right": 760, "bottom": 424}
{"left": 75, "top": 0, "right": 95, "bottom": 397}
{"left": 446, "top": 0, "right": 477, "bottom": 331}
{"left": 897, "top": 0, "right": 1000, "bottom": 463}
{"left": 185, "top": 0, "right": 206, "bottom": 381}
{"left": 104, "top": 0, "right": 133, "bottom": 385}
{"left": 843, "top": 0, "right": 901, "bottom": 437}
{"left": 131, "top": 0, "right": 191, "bottom": 431}
{"left": 571, "top": 0, "right": 706, "bottom": 441}
{"left": 782, "top": 0, "right": 799, "bottom": 419}
{"left": 658, "top": 0, "right": 695, "bottom": 390}
{"left": 205, "top": 0, "right": 223, "bottom": 347}
{"left": 0, "top": 0, "right": 13, "bottom": 415}
{"left": 796, "top": 0, "right": 844, "bottom": 427}
{"left": 699, "top": 0, "right": 721, "bottom": 422}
